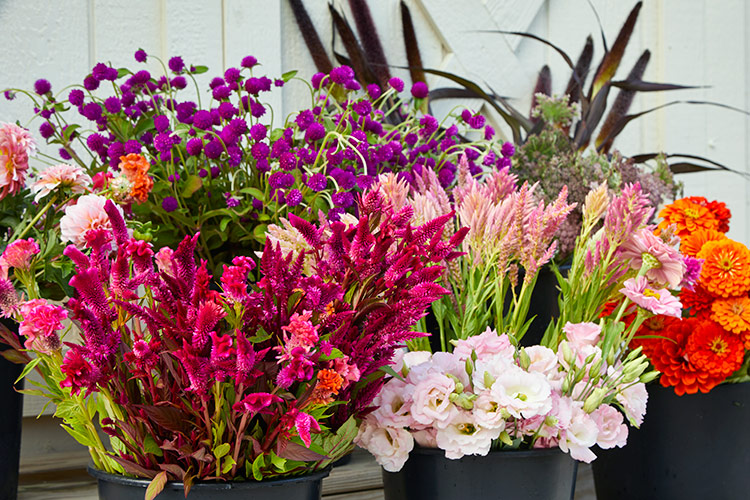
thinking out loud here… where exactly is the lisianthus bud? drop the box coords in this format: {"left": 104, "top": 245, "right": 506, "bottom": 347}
{"left": 465, "top": 357, "right": 473, "bottom": 377}
{"left": 639, "top": 370, "right": 660, "bottom": 384}
{"left": 518, "top": 348, "right": 531, "bottom": 370}
{"left": 483, "top": 371, "right": 496, "bottom": 389}
{"left": 560, "top": 341, "right": 574, "bottom": 367}
{"left": 583, "top": 387, "right": 607, "bottom": 413}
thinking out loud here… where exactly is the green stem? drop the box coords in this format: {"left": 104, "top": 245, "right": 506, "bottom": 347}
{"left": 11, "top": 195, "right": 58, "bottom": 242}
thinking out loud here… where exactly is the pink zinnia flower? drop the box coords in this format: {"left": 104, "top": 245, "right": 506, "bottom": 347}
{"left": 620, "top": 227, "right": 685, "bottom": 288}
{"left": 30, "top": 163, "right": 92, "bottom": 202}
{"left": 0, "top": 238, "right": 40, "bottom": 278}
{"left": 18, "top": 299, "right": 67, "bottom": 354}
{"left": 60, "top": 194, "right": 123, "bottom": 248}
{"left": 0, "top": 123, "right": 35, "bottom": 200}
{"left": 620, "top": 276, "right": 682, "bottom": 318}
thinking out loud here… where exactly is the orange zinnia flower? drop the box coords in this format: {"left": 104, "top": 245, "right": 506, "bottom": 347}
{"left": 680, "top": 285, "right": 714, "bottom": 315}
{"left": 119, "top": 153, "right": 153, "bottom": 203}
{"left": 685, "top": 320, "right": 744, "bottom": 379}
{"left": 680, "top": 228, "right": 726, "bottom": 258}
{"left": 686, "top": 196, "right": 731, "bottom": 233}
{"left": 711, "top": 296, "right": 750, "bottom": 346}
{"left": 697, "top": 239, "right": 750, "bottom": 298}
{"left": 632, "top": 314, "right": 677, "bottom": 358}
{"left": 658, "top": 198, "right": 720, "bottom": 237}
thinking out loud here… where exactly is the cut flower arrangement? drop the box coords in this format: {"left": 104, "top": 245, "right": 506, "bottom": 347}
{"left": 355, "top": 169, "right": 694, "bottom": 471}
{"left": 633, "top": 196, "right": 750, "bottom": 395}
{"left": 0, "top": 189, "right": 464, "bottom": 496}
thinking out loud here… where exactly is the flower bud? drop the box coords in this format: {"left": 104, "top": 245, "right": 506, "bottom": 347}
{"left": 583, "top": 387, "right": 607, "bottom": 413}
{"left": 639, "top": 371, "right": 660, "bottom": 384}
{"left": 518, "top": 348, "right": 531, "bottom": 370}
{"left": 465, "top": 357, "right": 474, "bottom": 377}
{"left": 560, "top": 341, "right": 574, "bottom": 367}
{"left": 499, "top": 431, "right": 513, "bottom": 446}
{"left": 484, "top": 371, "right": 496, "bottom": 389}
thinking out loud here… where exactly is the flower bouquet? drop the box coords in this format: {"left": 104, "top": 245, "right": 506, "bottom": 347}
{"left": 0, "top": 185, "right": 464, "bottom": 498}
{"left": 348, "top": 159, "right": 687, "bottom": 498}
{"left": 592, "top": 196, "right": 750, "bottom": 500}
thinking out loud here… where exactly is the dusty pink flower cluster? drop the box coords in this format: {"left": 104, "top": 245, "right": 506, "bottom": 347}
{"left": 356, "top": 326, "right": 644, "bottom": 471}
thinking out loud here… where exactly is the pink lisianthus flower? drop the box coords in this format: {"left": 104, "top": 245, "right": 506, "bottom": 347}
{"left": 355, "top": 416, "right": 414, "bottom": 472}
{"left": 620, "top": 276, "right": 682, "bottom": 318}
{"left": 0, "top": 122, "right": 35, "bottom": 200}
{"left": 18, "top": 299, "right": 66, "bottom": 354}
{"left": 524, "top": 345, "right": 559, "bottom": 377}
{"left": 0, "top": 238, "right": 40, "bottom": 278}
{"left": 559, "top": 403, "right": 598, "bottom": 463}
{"left": 30, "top": 163, "right": 92, "bottom": 202}
{"left": 562, "top": 322, "right": 601, "bottom": 350}
{"left": 452, "top": 327, "right": 514, "bottom": 361}
{"left": 620, "top": 227, "right": 685, "bottom": 288}
{"left": 372, "top": 379, "right": 415, "bottom": 428}
{"left": 412, "top": 427, "right": 438, "bottom": 448}
{"left": 614, "top": 377, "right": 648, "bottom": 426}
{"left": 590, "top": 404, "right": 628, "bottom": 449}
{"left": 490, "top": 365, "right": 552, "bottom": 419}
{"left": 472, "top": 390, "right": 507, "bottom": 428}
{"left": 435, "top": 410, "right": 503, "bottom": 459}
{"left": 60, "top": 194, "right": 124, "bottom": 248}
{"left": 409, "top": 372, "right": 458, "bottom": 427}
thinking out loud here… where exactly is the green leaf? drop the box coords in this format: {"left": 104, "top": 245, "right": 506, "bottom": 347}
{"left": 379, "top": 364, "right": 406, "bottom": 382}
{"left": 319, "top": 348, "right": 345, "bottom": 361}
{"left": 221, "top": 456, "right": 235, "bottom": 474}
{"left": 269, "top": 128, "right": 284, "bottom": 142}
{"left": 181, "top": 175, "right": 203, "bottom": 198}
{"left": 62, "top": 124, "right": 80, "bottom": 141}
{"left": 15, "top": 357, "right": 41, "bottom": 384}
{"left": 144, "top": 435, "right": 164, "bottom": 457}
{"left": 220, "top": 217, "right": 231, "bottom": 233}
{"left": 191, "top": 65, "right": 209, "bottom": 75}
{"left": 253, "top": 224, "right": 268, "bottom": 243}
{"left": 248, "top": 328, "right": 272, "bottom": 344}
{"left": 270, "top": 451, "right": 287, "bottom": 471}
{"left": 251, "top": 454, "right": 264, "bottom": 481}
{"left": 239, "top": 187, "right": 265, "bottom": 200}
{"left": 61, "top": 424, "right": 96, "bottom": 448}
{"left": 213, "top": 443, "right": 231, "bottom": 459}
{"left": 145, "top": 471, "right": 168, "bottom": 500}
{"left": 282, "top": 70, "right": 298, "bottom": 82}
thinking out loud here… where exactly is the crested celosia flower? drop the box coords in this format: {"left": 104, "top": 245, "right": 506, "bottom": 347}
{"left": 679, "top": 228, "right": 726, "bottom": 258}
{"left": 30, "top": 163, "right": 92, "bottom": 202}
{"left": 60, "top": 194, "right": 124, "bottom": 248}
{"left": 658, "top": 198, "right": 720, "bottom": 237}
{"left": 620, "top": 276, "right": 682, "bottom": 318}
{"left": 696, "top": 238, "right": 750, "bottom": 298}
{"left": 308, "top": 368, "right": 344, "bottom": 405}
{"left": 0, "top": 122, "right": 36, "bottom": 200}
{"left": 603, "top": 183, "right": 654, "bottom": 248}
{"left": 0, "top": 238, "right": 40, "bottom": 276}
{"left": 0, "top": 278, "right": 20, "bottom": 317}
{"left": 18, "top": 299, "right": 66, "bottom": 354}
{"left": 620, "top": 227, "right": 685, "bottom": 288}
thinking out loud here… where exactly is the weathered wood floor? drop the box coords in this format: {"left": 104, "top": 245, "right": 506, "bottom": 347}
{"left": 17, "top": 449, "right": 596, "bottom": 499}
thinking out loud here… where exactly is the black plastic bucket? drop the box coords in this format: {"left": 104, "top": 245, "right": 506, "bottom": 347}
{"left": 0, "top": 320, "right": 23, "bottom": 500}
{"left": 592, "top": 382, "right": 750, "bottom": 500}
{"left": 382, "top": 447, "right": 578, "bottom": 500}
{"left": 88, "top": 467, "right": 330, "bottom": 500}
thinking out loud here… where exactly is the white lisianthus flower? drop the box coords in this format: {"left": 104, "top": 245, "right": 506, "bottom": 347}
{"left": 355, "top": 416, "right": 414, "bottom": 473}
{"left": 616, "top": 381, "right": 648, "bottom": 426}
{"left": 472, "top": 390, "right": 507, "bottom": 428}
{"left": 372, "top": 379, "right": 416, "bottom": 428}
{"left": 559, "top": 403, "right": 599, "bottom": 463}
{"left": 591, "top": 404, "right": 628, "bottom": 449}
{"left": 410, "top": 373, "right": 458, "bottom": 427}
{"left": 491, "top": 365, "right": 552, "bottom": 419}
{"left": 435, "top": 410, "right": 502, "bottom": 459}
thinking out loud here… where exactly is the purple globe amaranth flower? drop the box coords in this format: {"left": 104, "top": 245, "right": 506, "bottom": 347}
{"left": 484, "top": 125, "right": 496, "bottom": 140}
{"left": 468, "top": 114, "right": 485, "bottom": 129}
{"left": 332, "top": 191, "right": 354, "bottom": 208}
{"left": 224, "top": 67, "right": 241, "bottom": 82}
{"left": 192, "top": 110, "right": 213, "bottom": 130}
{"left": 438, "top": 167, "right": 455, "bottom": 187}
{"left": 83, "top": 76, "right": 99, "bottom": 91}
{"left": 34, "top": 79, "right": 51, "bottom": 95}
{"left": 204, "top": 139, "right": 223, "bottom": 159}
{"left": 419, "top": 115, "right": 439, "bottom": 136}
{"left": 91, "top": 63, "right": 110, "bottom": 82}
{"left": 3, "top": 90, "right": 15, "bottom": 100}
{"left": 198, "top": 168, "right": 208, "bottom": 178}
{"left": 307, "top": 173, "right": 327, "bottom": 192}
{"left": 388, "top": 77, "right": 404, "bottom": 92}
{"left": 286, "top": 189, "right": 302, "bottom": 207}
{"left": 280, "top": 152, "right": 296, "bottom": 171}
{"left": 134, "top": 49, "right": 147, "bottom": 62}
{"left": 121, "top": 92, "right": 135, "bottom": 108}
{"left": 86, "top": 133, "right": 106, "bottom": 152}
{"left": 329, "top": 66, "right": 354, "bottom": 85}
{"left": 367, "top": 83, "right": 382, "bottom": 99}
{"left": 210, "top": 166, "right": 221, "bottom": 178}
{"left": 162, "top": 196, "right": 179, "bottom": 212}
{"left": 295, "top": 109, "right": 314, "bottom": 130}
{"left": 411, "top": 81, "right": 429, "bottom": 99}
{"left": 59, "top": 148, "right": 72, "bottom": 160}
{"left": 274, "top": 79, "right": 284, "bottom": 87}
{"left": 153, "top": 133, "right": 175, "bottom": 153}
{"left": 269, "top": 171, "right": 295, "bottom": 190}
{"left": 352, "top": 100, "right": 372, "bottom": 116}
{"left": 103, "top": 96, "right": 121, "bottom": 114}
{"left": 171, "top": 76, "right": 187, "bottom": 89}
{"left": 218, "top": 101, "right": 236, "bottom": 120}
{"left": 154, "top": 115, "right": 170, "bottom": 133}
{"left": 249, "top": 123, "right": 267, "bottom": 141}
{"left": 241, "top": 55, "right": 258, "bottom": 68}
{"left": 304, "top": 122, "right": 325, "bottom": 143}
{"left": 124, "top": 140, "right": 141, "bottom": 154}
{"left": 224, "top": 193, "right": 241, "bottom": 208}
{"left": 39, "top": 121, "right": 54, "bottom": 139}
{"left": 252, "top": 198, "right": 263, "bottom": 210}
{"left": 186, "top": 138, "right": 203, "bottom": 156}
{"left": 228, "top": 118, "right": 247, "bottom": 135}
{"left": 501, "top": 141, "right": 515, "bottom": 158}
{"left": 159, "top": 151, "right": 171, "bottom": 162}
{"left": 250, "top": 142, "right": 269, "bottom": 160}
{"left": 311, "top": 72, "right": 325, "bottom": 89}
{"left": 250, "top": 100, "right": 266, "bottom": 118}
{"left": 130, "top": 70, "right": 151, "bottom": 85}
{"left": 168, "top": 56, "right": 185, "bottom": 74}
{"left": 212, "top": 85, "right": 231, "bottom": 100}
{"left": 345, "top": 80, "right": 361, "bottom": 91}
{"left": 497, "top": 156, "right": 512, "bottom": 169}
{"left": 209, "top": 77, "right": 225, "bottom": 90}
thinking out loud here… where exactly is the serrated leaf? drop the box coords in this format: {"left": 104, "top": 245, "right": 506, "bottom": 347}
{"left": 145, "top": 471, "right": 168, "bottom": 500}
{"left": 213, "top": 443, "right": 231, "bottom": 459}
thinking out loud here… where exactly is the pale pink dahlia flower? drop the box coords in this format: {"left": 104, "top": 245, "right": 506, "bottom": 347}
{"left": 0, "top": 122, "right": 36, "bottom": 200}
{"left": 60, "top": 194, "right": 123, "bottom": 248}
{"left": 30, "top": 163, "right": 91, "bottom": 202}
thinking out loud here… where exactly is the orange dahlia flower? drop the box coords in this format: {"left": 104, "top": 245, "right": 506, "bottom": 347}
{"left": 697, "top": 239, "right": 750, "bottom": 298}
{"left": 680, "top": 228, "right": 726, "bottom": 258}
{"left": 685, "top": 320, "right": 744, "bottom": 379}
{"left": 658, "top": 198, "right": 720, "bottom": 237}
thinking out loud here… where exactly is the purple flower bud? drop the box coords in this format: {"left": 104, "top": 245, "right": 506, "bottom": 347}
{"left": 40, "top": 108, "right": 54, "bottom": 119}
{"left": 186, "top": 138, "right": 203, "bottom": 156}
{"left": 285, "top": 189, "right": 302, "bottom": 207}
{"left": 468, "top": 114, "right": 485, "bottom": 129}
{"left": 34, "top": 79, "right": 51, "bottom": 95}
{"left": 295, "top": 109, "right": 314, "bottom": 130}
{"left": 311, "top": 72, "right": 326, "bottom": 89}
{"left": 241, "top": 55, "right": 258, "bottom": 68}
{"left": 83, "top": 76, "right": 99, "bottom": 91}
{"left": 258, "top": 77, "right": 272, "bottom": 92}
{"left": 269, "top": 171, "right": 295, "bottom": 190}
{"left": 121, "top": 92, "right": 135, "bottom": 107}
{"left": 107, "top": 142, "right": 125, "bottom": 166}
{"left": 249, "top": 123, "right": 267, "bottom": 141}
{"left": 168, "top": 56, "right": 185, "bottom": 74}
{"left": 461, "top": 109, "right": 472, "bottom": 122}
{"left": 274, "top": 79, "right": 284, "bottom": 87}
{"left": 304, "top": 122, "right": 325, "bottom": 143}
{"left": 388, "top": 77, "right": 404, "bottom": 92}
{"left": 162, "top": 196, "right": 178, "bottom": 212}
{"left": 404, "top": 133, "right": 418, "bottom": 146}
{"left": 86, "top": 133, "right": 106, "bottom": 152}
{"left": 171, "top": 76, "right": 187, "bottom": 89}
{"left": 3, "top": 90, "right": 16, "bottom": 101}
{"left": 344, "top": 80, "right": 361, "bottom": 91}
{"left": 204, "top": 139, "right": 223, "bottom": 159}
{"left": 244, "top": 77, "right": 262, "bottom": 94}
{"left": 497, "top": 156, "right": 512, "bottom": 169}
{"left": 229, "top": 118, "right": 247, "bottom": 135}
{"left": 134, "top": 49, "right": 147, "bottom": 63}
{"left": 59, "top": 148, "right": 72, "bottom": 160}
{"left": 367, "top": 84, "right": 382, "bottom": 100}
{"left": 352, "top": 101, "right": 372, "bottom": 116}
{"left": 501, "top": 141, "right": 515, "bottom": 158}
{"left": 438, "top": 167, "right": 455, "bottom": 187}
{"left": 39, "top": 121, "right": 54, "bottom": 139}
{"left": 140, "top": 132, "right": 153, "bottom": 146}
{"left": 105, "top": 67, "right": 119, "bottom": 81}
{"left": 411, "top": 81, "right": 429, "bottom": 99}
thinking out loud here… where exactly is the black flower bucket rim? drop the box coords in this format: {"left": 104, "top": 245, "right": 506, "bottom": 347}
{"left": 87, "top": 465, "right": 331, "bottom": 491}
{"left": 408, "top": 445, "right": 572, "bottom": 459}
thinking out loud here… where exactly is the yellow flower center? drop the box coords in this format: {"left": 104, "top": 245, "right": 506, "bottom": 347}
{"left": 709, "top": 337, "right": 728, "bottom": 355}
{"left": 459, "top": 423, "right": 477, "bottom": 435}
{"left": 731, "top": 301, "right": 746, "bottom": 316}
{"left": 643, "top": 288, "right": 660, "bottom": 299}
{"left": 684, "top": 207, "right": 701, "bottom": 219}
